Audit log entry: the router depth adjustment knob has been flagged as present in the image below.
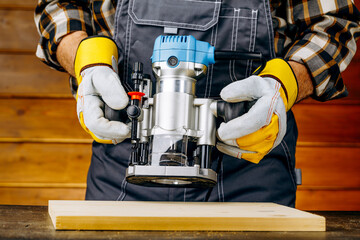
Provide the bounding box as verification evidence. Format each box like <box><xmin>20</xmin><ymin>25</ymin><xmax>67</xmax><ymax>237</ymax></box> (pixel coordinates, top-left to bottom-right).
<box><xmin>127</xmin><ymin>105</ymin><xmax>141</xmax><ymax>118</ymax></box>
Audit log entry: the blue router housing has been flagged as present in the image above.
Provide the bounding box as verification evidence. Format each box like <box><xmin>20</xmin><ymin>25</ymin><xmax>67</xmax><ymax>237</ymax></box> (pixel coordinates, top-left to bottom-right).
<box><xmin>151</xmin><ymin>35</ymin><xmax>215</xmax><ymax>67</ymax></box>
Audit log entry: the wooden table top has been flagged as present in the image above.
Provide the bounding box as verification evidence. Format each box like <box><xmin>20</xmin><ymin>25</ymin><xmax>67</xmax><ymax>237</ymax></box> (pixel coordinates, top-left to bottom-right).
<box><xmin>0</xmin><ymin>205</ymin><xmax>359</xmax><ymax>239</ymax></box>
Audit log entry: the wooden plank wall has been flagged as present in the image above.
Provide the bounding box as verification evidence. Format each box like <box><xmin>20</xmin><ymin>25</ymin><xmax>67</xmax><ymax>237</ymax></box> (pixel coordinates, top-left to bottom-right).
<box><xmin>0</xmin><ymin>1</ymin><xmax>359</xmax><ymax>210</ymax></box>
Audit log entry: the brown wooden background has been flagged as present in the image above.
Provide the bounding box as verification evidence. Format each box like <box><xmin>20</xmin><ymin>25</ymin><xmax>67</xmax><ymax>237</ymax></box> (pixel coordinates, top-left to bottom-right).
<box><xmin>0</xmin><ymin>0</ymin><xmax>359</xmax><ymax>210</ymax></box>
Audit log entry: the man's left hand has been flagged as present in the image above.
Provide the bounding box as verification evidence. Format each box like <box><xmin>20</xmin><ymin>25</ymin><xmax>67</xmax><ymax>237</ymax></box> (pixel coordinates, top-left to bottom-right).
<box><xmin>216</xmin><ymin>59</ymin><xmax>299</xmax><ymax>163</ymax></box>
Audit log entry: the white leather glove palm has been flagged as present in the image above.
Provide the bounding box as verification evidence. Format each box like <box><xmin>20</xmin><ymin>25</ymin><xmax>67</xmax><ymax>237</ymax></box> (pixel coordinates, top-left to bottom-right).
<box><xmin>216</xmin><ymin>59</ymin><xmax>298</xmax><ymax>163</ymax></box>
<box><xmin>74</xmin><ymin>36</ymin><xmax>131</xmax><ymax>144</ymax></box>
<box><xmin>216</xmin><ymin>75</ymin><xmax>287</xmax><ymax>163</ymax></box>
<box><xmin>77</xmin><ymin>66</ymin><xmax>130</xmax><ymax>144</ymax></box>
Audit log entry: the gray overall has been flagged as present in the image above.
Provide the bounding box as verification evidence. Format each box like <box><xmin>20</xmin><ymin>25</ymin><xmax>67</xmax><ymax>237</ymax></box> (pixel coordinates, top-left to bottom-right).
<box><xmin>85</xmin><ymin>0</ymin><xmax>298</xmax><ymax>207</ymax></box>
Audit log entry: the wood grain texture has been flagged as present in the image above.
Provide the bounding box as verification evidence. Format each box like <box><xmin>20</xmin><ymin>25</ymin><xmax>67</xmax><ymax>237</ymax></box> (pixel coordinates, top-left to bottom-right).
<box><xmin>296</xmin><ymin>147</ymin><xmax>360</xmax><ymax>187</ymax></box>
<box><xmin>0</xmin><ymin>0</ymin><xmax>37</xmax><ymax>10</ymax></box>
<box><xmin>48</xmin><ymin>201</ymin><xmax>325</xmax><ymax>231</ymax></box>
<box><xmin>0</xmin><ymin>10</ymin><xmax>39</xmax><ymax>52</ymax></box>
<box><xmin>0</xmin><ymin>54</ymin><xmax>70</xmax><ymax>97</ymax></box>
<box><xmin>0</xmin><ymin>142</ymin><xmax>91</xmax><ymax>183</ymax></box>
<box><xmin>292</xmin><ymin>104</ymin><xmax>360</xmax><ymax>143</ymax></box>
<box><xmin>0</xmin><ymin>187</ymin><xmax>86</xmax><ymax>206</ymax></box>
<box><xmin>296</xmin><ymin>189</ymin><xmax>360</xmax><ymax>211</ymax></box>
<box><xmin>0</xmin><ymin>98</ymin><xmax>90</xmax><ymax>140</ymax></box>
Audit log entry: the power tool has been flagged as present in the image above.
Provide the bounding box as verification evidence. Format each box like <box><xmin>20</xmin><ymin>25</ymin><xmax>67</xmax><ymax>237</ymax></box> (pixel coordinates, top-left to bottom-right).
<box><xmin>125</xmin><ymin>35</ymin><xmax>265</xmax><ymax>188</ymax></box>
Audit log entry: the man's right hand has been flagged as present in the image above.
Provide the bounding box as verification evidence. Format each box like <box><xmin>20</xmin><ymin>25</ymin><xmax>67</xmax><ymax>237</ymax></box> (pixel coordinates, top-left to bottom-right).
<box><xmin>73</xmin><ymin>36</ymin><xmax>130</xmax><ymax>144</ymax></box>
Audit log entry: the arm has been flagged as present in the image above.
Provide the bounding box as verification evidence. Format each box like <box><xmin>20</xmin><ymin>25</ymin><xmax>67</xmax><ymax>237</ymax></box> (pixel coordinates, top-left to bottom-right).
<box><xmin>57</xmin><ymin>31</ymin><xmax>88</xmax><ymax>76</ymax></box>
<box><xmin>216</xmin><ymin>1</ymin><xmax>360</xmax><ymax>163</ymax></box>
<box><xmin>35</xmin><ymin>2</ymin><xmax>129</xmax><ymax>144</ymax></box>
<box><xmin>289</xmin><ymin>60</ymin><xmax>313</xmax><ymax>103</ymax></box>
<box><xmin>284</xmin><ymin>0</ymin><xmax>360</xmax><ymax>102</ymax></box>
<box><xmin>34</xmin><ymin>0</ymin><xmax>93</xmax><ymax>71</ymax></box>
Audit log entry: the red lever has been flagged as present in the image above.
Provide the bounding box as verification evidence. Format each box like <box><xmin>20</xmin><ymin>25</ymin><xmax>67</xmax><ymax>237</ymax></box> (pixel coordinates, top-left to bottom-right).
<box><xmin>128</xmin><ymin>91</ymin><xmax>145</xmax><ymax>101</ymax></box>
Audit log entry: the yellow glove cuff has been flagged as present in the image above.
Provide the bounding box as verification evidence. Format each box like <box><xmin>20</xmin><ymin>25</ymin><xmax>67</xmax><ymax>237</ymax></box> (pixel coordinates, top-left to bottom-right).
<box><xmin>74</xmin><ymin>36</ymin><xmax>118</xmax><ymax>85</ymax></box>
<box><xmin>258</xmin><ymin>58</ymin><xmax>298</xmax><ymax>111</ymax></box>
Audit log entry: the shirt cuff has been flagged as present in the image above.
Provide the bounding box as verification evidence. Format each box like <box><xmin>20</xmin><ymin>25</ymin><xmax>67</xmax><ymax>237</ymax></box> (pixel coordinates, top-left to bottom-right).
<box><xmin>36</xmin><ymin>5</ymin><xmax>93</xmax><ymax>71</ymax></box>
<box><xmin>285</xmin><ymin>43</ymin><xmax>348</xmax><ymax>102</ymax></box>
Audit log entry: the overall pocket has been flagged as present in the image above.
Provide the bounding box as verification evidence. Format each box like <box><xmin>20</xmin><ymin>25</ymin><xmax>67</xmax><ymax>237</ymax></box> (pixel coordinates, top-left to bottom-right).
<box><xmin>208</xmin><ymin>6</ymin><xmax>259</xmax><ymax>97</ymax></box>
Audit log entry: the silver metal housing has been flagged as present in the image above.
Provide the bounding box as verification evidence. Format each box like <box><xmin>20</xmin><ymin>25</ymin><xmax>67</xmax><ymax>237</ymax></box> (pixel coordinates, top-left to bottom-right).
<box><xmin>126</xmin><ymin>61</ymin><xmax>218</xmax><ymax>187</ymax></box>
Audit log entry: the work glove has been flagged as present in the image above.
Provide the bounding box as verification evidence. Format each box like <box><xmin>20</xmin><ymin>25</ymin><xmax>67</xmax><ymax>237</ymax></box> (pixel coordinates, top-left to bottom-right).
<box><xmin>74</xmin><ymin>36</ymin><xmax>130</xmax><ymax>144</ymax></box>
<box><xmin>216</xmin><ymin>58</ymin><xmax>298</xmax><ymax>163</ymax></box>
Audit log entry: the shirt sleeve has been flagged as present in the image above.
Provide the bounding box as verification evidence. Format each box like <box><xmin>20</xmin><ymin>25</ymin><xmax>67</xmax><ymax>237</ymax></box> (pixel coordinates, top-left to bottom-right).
<box><xmin>34</xmin><ymin>0</ymin><xmax>94</xmax><ymax>71</ymax></box>
<box><xmin>284</xmin><ymin>0</ymin><xmax>360</xmax><ymax>101</ymax></box>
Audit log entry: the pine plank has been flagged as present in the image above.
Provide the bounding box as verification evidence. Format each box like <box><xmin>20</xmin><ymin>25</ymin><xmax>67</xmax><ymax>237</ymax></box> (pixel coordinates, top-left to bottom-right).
<box><xmin>296</xmin><ymin>146</ymin><xmax>360</xmax><ymax>187</ymax></box>
<box><xmin>0</xmin><ymin>98</ymin><xmax>90</xmax><ymax>140</ymax></box>
<box><xmin>0</xmin><ymin>1</ymin><xmax>37</xmax><ymax>10</ymax></box>
<box><xmin>0</xmin><ymin>187</ymin><xmax>86</xmax><ymax>206</ymax></box>
<box><xmin>48</xmin><ymin>201</ymin><xmax>325</xmax><ymax>231</ymax></box>
<box><xmin>0</xmin><ymin>142</ymin><xmax>91</xmax><ymax>183</ymax></box>
<box><xmin>292</xmin><ymin>104</ymin><xmax>360</xmax><ymax>143</ymax></box>
<box><xmin>0</xmin><ymin>10</ymin><xmax>38</xmax><ymax>52</ymax></box>
<box><xmin>0</xmin><ymin>54</ymin><xmax>70</xmax><ymax>97</ymax></box>
<box><xmin>296</xmin><ymin>189</ymin><xmax>360</xmax><ymax>211</ymax></box>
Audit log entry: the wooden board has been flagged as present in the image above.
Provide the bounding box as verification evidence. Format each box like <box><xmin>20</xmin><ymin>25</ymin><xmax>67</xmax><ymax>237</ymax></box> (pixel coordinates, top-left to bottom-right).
<box><xmin>0</xmin><ymin>10</ymin><xmax>38</xmax><ymax>52</ymax></box>
<box><xmin>296</xmin><ymin>189</ymin><xmax>360</xmax><ymax>211</ymax></box>
<box><xmin>0</xmin><ymin>142</ymin><xmax>91</xmax><ymax>183</ymax></box>
<box><xmin>0</xmin><ymin>187</ymin><xmax>86</xmax><ymax>206</ymax></box>
<box><xmin>0</xmin><ymin>98</ymin><xmax>90</xmax><ymax>140</ymax></box>
<box><xmin>295</xmin><ymin>146</ymin><xmax>360</xmax><ymax>187</ymax></box>
<box><xmin>48</xmin><ymin>201</ymin><xmax>325</xmax><ymax>231</ymax></box>
<box><xmin>0</xmin><ymin>54</ymin><xmax>70</xmax><ymax>97</ymax></box>
<box><xmin>0</xmin><ymin>0</ymin><xmax>37</xmax><ymax>10</ymax></box>
<box><xmin>292</xmin><ymin>103</ymin><xmax>360</xmax><ymax>143</ymax></box>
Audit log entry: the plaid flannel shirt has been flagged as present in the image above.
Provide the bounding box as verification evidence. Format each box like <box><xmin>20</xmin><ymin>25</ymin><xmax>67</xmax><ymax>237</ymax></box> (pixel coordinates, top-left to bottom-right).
<box><xmin>35</xmin><ymin>0</ymin><xmax>360</xmax><ymax>101</ymax></box>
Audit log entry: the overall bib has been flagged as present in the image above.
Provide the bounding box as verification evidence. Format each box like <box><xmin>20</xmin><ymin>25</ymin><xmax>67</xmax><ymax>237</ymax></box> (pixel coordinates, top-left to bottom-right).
<box><xmin>86</xmin><ymin>0</ymin><xmax>298</xmax><ymax>207</ymax></box>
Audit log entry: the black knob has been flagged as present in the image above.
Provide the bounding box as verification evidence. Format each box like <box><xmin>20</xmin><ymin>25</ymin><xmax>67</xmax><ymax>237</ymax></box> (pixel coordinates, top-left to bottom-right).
<box><xmin>127</xmin><ymin>105</ymin><xmax>141</xmax><ymax>119</ymax></box>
